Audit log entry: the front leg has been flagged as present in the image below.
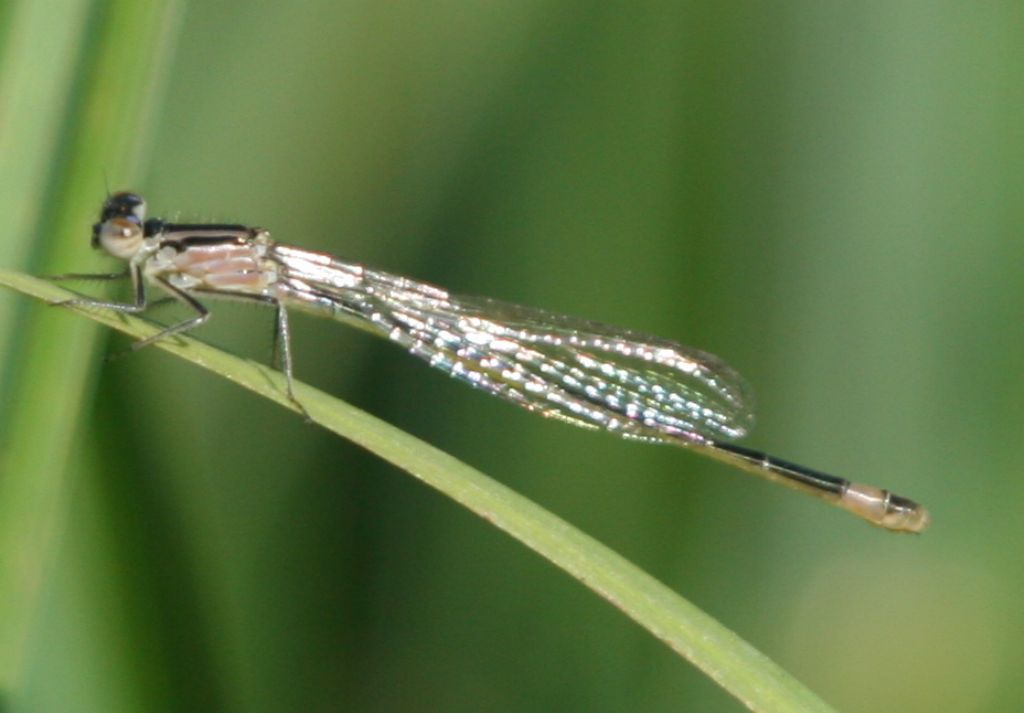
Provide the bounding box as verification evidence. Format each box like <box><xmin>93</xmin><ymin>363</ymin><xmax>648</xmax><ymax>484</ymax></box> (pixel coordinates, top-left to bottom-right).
<box><xmin>53</xmin><ymin>265</ymin><xmax>210</xmax><ymax>351</ymax></box>
<box><xmin>47</xmin><ymin>269</ymin><xmax>130</xmax><ymax>282</ymax></box>
<box><xmin>50</xmin><ymin>263</ymin><xmax>148</xmax><ymax>314</ymax></box>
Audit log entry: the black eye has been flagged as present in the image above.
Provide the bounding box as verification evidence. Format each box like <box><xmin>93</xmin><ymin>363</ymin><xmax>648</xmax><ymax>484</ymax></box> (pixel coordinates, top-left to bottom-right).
<box><xmin>99</xmin><ymin>192</ymin><xmax>147</xmax><ymax>223</ymax></box>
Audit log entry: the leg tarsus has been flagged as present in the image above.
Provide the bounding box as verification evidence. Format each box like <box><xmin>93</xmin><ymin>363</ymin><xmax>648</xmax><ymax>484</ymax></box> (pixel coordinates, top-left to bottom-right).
<box><xmin>50</xmin><ymin>297</ymin><xmax>148</xmax><ymax>312</ymax></box>
<box><xmin>131</xmin><ymin>312</ymin><xmax>209</xmax><ymax>350</ymax></box>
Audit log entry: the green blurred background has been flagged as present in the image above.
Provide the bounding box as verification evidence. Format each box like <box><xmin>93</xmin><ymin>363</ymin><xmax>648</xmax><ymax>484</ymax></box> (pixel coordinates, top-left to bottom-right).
<box><xmin>1</xmin><ymin>1</ymin><xmax>1022</xmax><ymax>711</ymax></box>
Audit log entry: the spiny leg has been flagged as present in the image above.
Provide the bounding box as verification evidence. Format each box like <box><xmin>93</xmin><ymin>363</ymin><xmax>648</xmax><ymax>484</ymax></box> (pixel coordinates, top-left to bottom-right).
<box><xmin>190</xmin><ymin>288</ymin><xmax>310</xmax><ymax>420</ymax></box>
<box><xmin>273</xmin><ymin>302</ymin><xmax>310</xmax><ymax>419</ymax></box>
<box><xmin>49</xmin><ymin>264</ymin><xmax>147</xmax><ymax>313</ymax></box>
<box><xmin>52</xmin><ymin>267</ymin><xmax>311</xmax><ymax>419</ymax></box>
<box><xmin>47</xmin><ymin>269</ymin><xmax>131</xmax><ymax>282</ymax></box>
<box><xmin>130</xmin><ymin>276</ymin><xmax>210</xmax><ymax>350</ymax></box>
<box><xmin>49</xmin><ymin>266</ymin><xmax>188</xmax><ymax>362</ymax></box>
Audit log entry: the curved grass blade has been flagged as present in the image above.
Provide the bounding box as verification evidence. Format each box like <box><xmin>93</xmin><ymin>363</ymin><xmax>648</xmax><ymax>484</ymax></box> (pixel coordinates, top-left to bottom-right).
<box><xmin>0</xmin><ymin>268</ymin><xmax>839</xmax><ymax>713</ymax></box>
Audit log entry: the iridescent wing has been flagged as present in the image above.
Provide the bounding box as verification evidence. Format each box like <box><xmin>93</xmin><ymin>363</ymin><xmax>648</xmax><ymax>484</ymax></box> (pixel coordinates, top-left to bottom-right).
<box><xmin>275</xmin><ymin>247</ymin><xmax>754</xmax><ymax>446</ymax></box>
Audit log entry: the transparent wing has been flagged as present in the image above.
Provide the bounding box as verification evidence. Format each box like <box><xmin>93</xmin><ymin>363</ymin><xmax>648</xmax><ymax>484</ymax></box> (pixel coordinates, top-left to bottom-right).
<box><xmin>273</xmin><ymin>246</ymin><xmax>755</xmax><ymax>445</ymax></box>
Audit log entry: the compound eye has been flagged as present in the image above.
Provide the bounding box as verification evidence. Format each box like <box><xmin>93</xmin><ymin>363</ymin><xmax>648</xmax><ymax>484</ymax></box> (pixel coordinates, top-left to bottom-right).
<box><xmin>95</xmin><ymin>217</ymin><xmax>144</xmax><ymax>260</ymax></box>
<box><xmin>100</xmin><ymin>192</ymin><xmax>147</xmax><ymax>223</ymax></box>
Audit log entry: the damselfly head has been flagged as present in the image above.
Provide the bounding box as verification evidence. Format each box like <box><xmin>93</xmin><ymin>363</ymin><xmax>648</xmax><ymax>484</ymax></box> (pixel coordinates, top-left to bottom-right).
<box><xmin>92</xmin><ymin>191</ymin><xmax>147</xmax><ymax>259</ymax></box>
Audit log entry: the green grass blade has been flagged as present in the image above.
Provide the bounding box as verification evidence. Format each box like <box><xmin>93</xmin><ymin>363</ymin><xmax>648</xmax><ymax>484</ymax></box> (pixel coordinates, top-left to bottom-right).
<box><xmin>0</xmin><ymin>0</ymin><xmax>184</xmax><ymax>694</ymax></box>
<box><xmin>0</xmin><ymin>269</ymin><xmax>840</xmax><ymax>713</ymax></box>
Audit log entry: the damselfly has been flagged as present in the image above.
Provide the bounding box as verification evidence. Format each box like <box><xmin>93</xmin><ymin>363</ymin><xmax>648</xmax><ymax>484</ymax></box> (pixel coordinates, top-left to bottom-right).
<box><xmin>55</xmin><ymin>192</ymin><xmax>929</xmax><ymax>532</ymax></box>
